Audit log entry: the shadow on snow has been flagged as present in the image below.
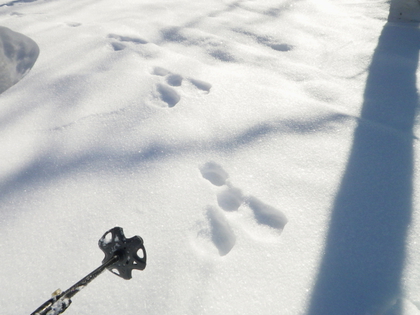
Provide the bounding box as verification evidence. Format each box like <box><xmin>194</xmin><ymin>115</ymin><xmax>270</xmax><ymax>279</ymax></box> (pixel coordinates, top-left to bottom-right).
<box><xmin>0</xmin><ymin>111</ymin><xmax>347</xmax><ymax>218</ymax></box>
<box><xmin>307</xmin><ymin>22</ymin><xmax>420</xmax><ymax>314</ymax></box>
<box><xmin>0</xmin><ymin>0</ymin><xmax>37</xmax><ymax>8</ymax></box>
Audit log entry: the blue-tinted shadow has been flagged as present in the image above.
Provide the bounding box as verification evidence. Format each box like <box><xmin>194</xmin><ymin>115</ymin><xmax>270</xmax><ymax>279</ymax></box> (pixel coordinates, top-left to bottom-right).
<box><xmin>307</xmin><ymin>23</ymin><xmax>419</xmax><ymax>315</ymax></box>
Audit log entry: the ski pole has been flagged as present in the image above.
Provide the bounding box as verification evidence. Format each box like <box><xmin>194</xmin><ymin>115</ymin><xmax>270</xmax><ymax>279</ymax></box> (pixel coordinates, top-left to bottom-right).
<box><xmin>30</xmin><ymin>227</ymin><xmax>147</xmax><ymax>315</ymax></box>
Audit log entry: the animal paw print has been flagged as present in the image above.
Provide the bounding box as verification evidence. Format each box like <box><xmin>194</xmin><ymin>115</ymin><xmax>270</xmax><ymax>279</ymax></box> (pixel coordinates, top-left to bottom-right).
<box><xmin>107</xmin><ymin>33</ymin><xmax>148</xmax><ymax>51</ymax></box>
<box><xmin>198</xmin><ymin>161</ymin><xmax>288</xmax><ymax>256</ymax></box>
<box><xmin>205</xmin><ymin>206</ymin><xmax>236</xmax><ymax>257</ymax></box>
<box><xmin>65</xmin><ymin>22</ymin><xmax>81</xmax><ymax>27</ymax></box>
<box><xmin>151</xmin><ymin>66</ymin><xmax>212</xmax><ymax>108</ymax></box>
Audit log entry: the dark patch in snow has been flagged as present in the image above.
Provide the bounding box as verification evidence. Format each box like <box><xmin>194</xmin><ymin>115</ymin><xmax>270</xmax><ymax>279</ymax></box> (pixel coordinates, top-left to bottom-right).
<box><xmin>156</xmin><ymin>83</ymin><xmax>180</xmax><ymax>107</ymax></box>
<box><xmin>108</xmin><ymin>33</ymin><xmax>148</xmax><ymax>45</ymax></box>
<box><xmin>160</xmin><ymin>27</ymin><xmax>188</xmax><ymax>43</ymax></box>
<box><xmin>66</xmin><ymin>22</ymin><xmax>82</xmax><ymax>27</ymax></box>
<box><xmin>389</xmin><ymin>0</ymin><xmax>420</xmax><ymax>22</ymax></box>
<box><xmin>208</xmin><ymin>48</ymin><xmax>236</xmax><ymax>62</ymax></box>
<box><xmin>10</xmin><ymin>11</ymin><xmax>24</xmax><ymax>16</ymax></box>
<box><xmin>232</xmin><ymin>27</ymin><xmax>294</xmax><ymax>53</ymax></box>
<box><xmin>270</xmin><ymin>43</ymin><xmax>293</xmax><ymax>52</ymax></box>
<box><xmin>0</xmin><ymin>0</ymin><xmax>36</xmax><ymax>7</ymax></box>
<box><xmin>308</xmin><ymin>23</ymin><xmax>418</xmax><ymax>315</ymax></box>
<box><xmin>262</xmin><ymin>1</ymin><xmax>296</xmax><ymax>17</ymax></box>
<box><xmin>206</xmin><ymin>206</ymin><xmax>236</xmax><ymax>256</ymax></box>
<box><xmin>246</xmin><ymin>196</ymin><xmax>288</xmax><ymax>230</ymax></box>
<box><xmin>188</xmin><ymin>78</ymin><xmax>211</xmax><ymax>93</ymax></box>
<box><xmin>152</xmin><ymin>66</ymin><xmax>171</xmax><ymax>76</ymax></box>
<box><xmin>200</xmin><ymin>161</ymin><xmax>229</xmax><ymax>186</ymax></box>
<box><xmin>166</xmin><ymin>74</ymin><xmax>183</xmax><ymax>87</ymax></box>
<box><xmin>111</xmin><ymin>42</ymin><xmax>126</xmax><ymax>51</ymax></box>
<box><xmin>217</xmin><ymin>187</ymin><xmax>244</xmax><ymax>211</ymax></box>
<box><xmin>107</xmin><ymin>33</ymin><xmax>148</xmax><ymax>52</ymax></box>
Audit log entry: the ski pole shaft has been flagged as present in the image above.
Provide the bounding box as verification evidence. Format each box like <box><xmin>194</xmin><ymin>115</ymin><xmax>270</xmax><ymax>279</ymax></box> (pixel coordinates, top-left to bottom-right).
<box><xmin>30</xmin><ymin>254</ymin><xmax>119</xmax><ymax>315</ymax></box>
<box><xmin>61</xmin><ymin>254</ymin><xmax>119</xmax><ymax>300</ymax></box>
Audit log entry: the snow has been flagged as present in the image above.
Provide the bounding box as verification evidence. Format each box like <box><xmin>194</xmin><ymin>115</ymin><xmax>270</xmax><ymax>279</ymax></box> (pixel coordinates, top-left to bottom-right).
<box><xmin>1</xmin><ymin>0</ymin><xmax>420</xmax><ymax>314</ymax></box>
<box><xmin>389</xmin><ymin>0</ymin><xmax>420</xmax><ymax>22</ymax></box>
<box><xmin>0</xmin><ymin>25</ymin><xmax>38</xmax><ymax>94</ymax></box>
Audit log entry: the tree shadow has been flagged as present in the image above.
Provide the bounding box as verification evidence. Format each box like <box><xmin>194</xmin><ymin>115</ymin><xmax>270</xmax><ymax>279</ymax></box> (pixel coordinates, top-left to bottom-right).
<box><xmin>0</xmin><ymin>110</ymin><xmax>348</xmax><ymax>221</ymax></box>
<box><xmin>307</xmin><ymin>22</ymin><xmax>419</xmax><ymax>315</ymax></box>
<box><xmin>0</xmin><ymin>0</ymin><xmax>37</xmax><ymax>8</ymax></box>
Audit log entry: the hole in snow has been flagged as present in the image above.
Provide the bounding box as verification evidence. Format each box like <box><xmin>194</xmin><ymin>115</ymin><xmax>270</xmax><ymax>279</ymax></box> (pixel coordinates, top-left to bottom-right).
<box><xmin>217</xmin><ymin>187</ymin><xmax>243</xmax><ymax>211</ymax></box>
<box><xmin>166</xmin><ymin>74</ymin><xmax>183</xmax><ymax>86</ymax></box>
<box><xmin>152</xmin><ymin>66</ymin><xmax>170</xmax><ymax>76</ymax></box>
<box><xmin>270</xmin><ymin>43</ymin><xmax>293</xmax><ymax>52</ymax></box>
<box><xmin>108</xmin><ymin>33</ymin><xmax>147</xmax><ymax>44</ymax></box>
<box><xmin>156</xmin><ymin>83</ymin><xmax>180</xmax><ymax>107</ymax></box>
<box><xmin>111</xmin><ymin>41</ymin><xmax>126</xmax><ymax>51</ymax></box>
<box><xmin>189</xmin><ymin>78</ymin><xmax>212</xmax><ymax>93</ymax></box>
<box><xmin>199</xmin><ymin>161</ymin><xmax>229</xmax><ymax>186</ymax></box>
<box><xmin>206</xmin><ymin>206</ymin><xmax>236</xmax><ymax>256</ymax></box>
<box><xmin>247</xmin><ymin>196</ymin><xmax>288</xmax><ymax>230</ymax></box>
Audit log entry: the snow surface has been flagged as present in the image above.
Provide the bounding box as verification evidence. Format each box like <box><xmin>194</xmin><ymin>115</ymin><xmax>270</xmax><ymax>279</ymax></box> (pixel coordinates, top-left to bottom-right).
<box><xmin>0</xmin><ymin>25</ymin><xmax>38</xmax><ymax>94</ymax></box>
<box><xmin>389</xmin><ymin>0</ymin><xmax>420</xmax><ymax>22</ymax></box>
<box><xmin>1</xmin><ymin>0</ymin><xmax>420</xmax><ymax>314</ymax></box>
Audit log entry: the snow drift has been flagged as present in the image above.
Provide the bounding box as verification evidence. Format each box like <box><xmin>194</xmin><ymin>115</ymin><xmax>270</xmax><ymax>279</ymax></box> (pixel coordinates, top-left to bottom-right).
<box><xmin>0</xmin><ymin>26</ymin><xmax>39</xmax><ymax>94</ymax></box>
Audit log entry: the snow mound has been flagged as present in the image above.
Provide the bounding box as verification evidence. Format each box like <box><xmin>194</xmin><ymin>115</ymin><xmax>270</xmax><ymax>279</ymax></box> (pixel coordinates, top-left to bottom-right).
<box><xmin>0</xmin><ymin>26</ymin><xmax>39</xmax><ymax>94</ymax></box>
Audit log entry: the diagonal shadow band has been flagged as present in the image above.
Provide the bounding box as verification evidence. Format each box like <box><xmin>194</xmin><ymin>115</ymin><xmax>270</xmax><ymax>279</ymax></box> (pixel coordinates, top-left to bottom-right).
<box><xmin>307</xmin><ymin>22</ymin><xmax>419</xmax><ymax>315</ymax></box>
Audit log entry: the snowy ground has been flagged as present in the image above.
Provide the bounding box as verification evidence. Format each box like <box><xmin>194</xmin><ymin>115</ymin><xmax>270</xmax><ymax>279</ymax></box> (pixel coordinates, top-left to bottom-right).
<box><xmin>1</xmin><ymin>0</ymin><xmax>420</xmax><ymax>314</ymax></box>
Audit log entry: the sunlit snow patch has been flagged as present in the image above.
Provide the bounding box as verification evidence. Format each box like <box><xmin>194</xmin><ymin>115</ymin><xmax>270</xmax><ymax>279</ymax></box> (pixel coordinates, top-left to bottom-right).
<box><xmin>0</xmin><ymin>26</ymin><xmax>39</xmax><ymax>94</ymax></box>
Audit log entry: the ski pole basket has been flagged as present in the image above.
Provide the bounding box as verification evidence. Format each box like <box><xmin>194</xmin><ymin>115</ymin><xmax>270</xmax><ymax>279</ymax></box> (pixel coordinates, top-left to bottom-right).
<box><xmin>30</xmin><ymin>227</ymin><xmax>147</xmax><ymax>315</ymax></box>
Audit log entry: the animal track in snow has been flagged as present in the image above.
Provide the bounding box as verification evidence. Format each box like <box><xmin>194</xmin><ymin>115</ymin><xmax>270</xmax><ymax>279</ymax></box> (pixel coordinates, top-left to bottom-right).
<box><xmin>270</xmin><ymin>43</ymin><xmax>293</xmax><ymax>52</ymax></box>
<box><xmin>65</xmin><ymin>22</ymin><xmax>82</xmax><ymax>27</ymax></box>
<box><xmin>156</xmin><ymin>83</ymin><xmax>180</xmax><ymax>108</ymax></box>
<box><xmin>198</xmin><ymin>161</ymin><xmax>288</xmax><ymax>256</ymax></box>
<box><xmin>10</xmin><ymin>12</ymin><xmax>24</xmax><ymax>17</ymax></box>
<box><xmin>232</xmin><ymin>28</ymin><xmax>293</xmax><ymax>52</ymax></box>
<box><xmin>107</xmin><ymin>33</ymin><xmax>148</xmax><ymax>51</ymax></box>
<box><xmin>152</xmin><ymin>66</ymin><xmax>170</xmax><ymax>76</ymax></box>
<box><xmin>217</xmin><ymin>187</ymin><xmax>244</xmax><ymax>211</ymax></box>
<box><xmin>199</xmin><ymin>161</ymin><xmax>229</xmax><ymax>186</ymax></box>
<box><xmin>205</xmin><ymin>206</ymin><xmax>236</xmax><ymax>256</ymax></box>
<box><xmin>151</xmin><ymin>66</ymin><xmax>212</xmax><ymax>107</ymax></box>
<box><xmin>166</xmin><ymin>74</ymin><xmax>183</xmax><ymax>87</ymax></box>
<box><xmin>246</xmin><ymin>196</ymin><xmax>288</xmax><ymax>230</ymax></box>
<box><xmin>189</xmin><ymin>78</ymin><xmax>212</xmax><ymax>92</ymax></box>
